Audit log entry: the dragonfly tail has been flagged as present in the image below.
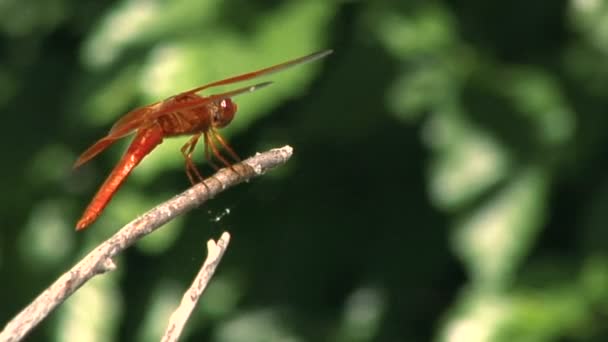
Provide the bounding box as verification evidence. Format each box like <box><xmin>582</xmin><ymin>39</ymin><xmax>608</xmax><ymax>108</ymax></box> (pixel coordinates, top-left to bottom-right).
<box><xmin>76</xmin><ymin>124</ymin><xmax>164</xmax><ymax>230</ymax></box>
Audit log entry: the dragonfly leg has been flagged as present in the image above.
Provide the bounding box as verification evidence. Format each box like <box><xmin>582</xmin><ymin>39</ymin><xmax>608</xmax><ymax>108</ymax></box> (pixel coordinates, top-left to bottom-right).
<box><xmin>207</xmin><ymin>130</ymin><xmax>234</xmax><ymax>169</ymax></box>
<box><xmin>212</xmin><ymin>129</ymin><xmax>241</xmax><ymax>163</ymax></box>
<box><xmin>203</xmin><ymin>132</ymin><xmax>221</xmax><ymax>171</ymax></box>
<box><xmin>208</xmin><ymin>130</ymin><xmax>243</xmax><ymax>176</ymax></box>
<box><xmin>180</xmin><ymin>134</ymin><xmax>204</xmax><ymax>185</ymax></box>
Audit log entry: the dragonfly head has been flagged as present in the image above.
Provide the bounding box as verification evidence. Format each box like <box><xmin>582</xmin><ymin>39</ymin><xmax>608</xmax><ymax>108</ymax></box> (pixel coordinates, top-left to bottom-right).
<box><xmin>212</xmin><ymin>98</ymin><xmax>238</xmax><ymax>128</ymax></box>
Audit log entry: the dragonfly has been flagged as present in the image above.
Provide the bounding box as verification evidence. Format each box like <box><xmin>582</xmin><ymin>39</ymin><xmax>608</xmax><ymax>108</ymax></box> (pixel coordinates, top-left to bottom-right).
<box><xmin>74</xmin><ymin>49</ymin><xmax>333</xmax><ymax>230</ymax></box>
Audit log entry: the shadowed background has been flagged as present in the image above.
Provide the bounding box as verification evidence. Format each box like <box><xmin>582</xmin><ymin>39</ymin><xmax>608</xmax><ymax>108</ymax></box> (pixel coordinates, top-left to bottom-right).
<box><xmin>1</xmin><ymin>0</ymin><xmax>608</xmax><ymax>341</ymax></box>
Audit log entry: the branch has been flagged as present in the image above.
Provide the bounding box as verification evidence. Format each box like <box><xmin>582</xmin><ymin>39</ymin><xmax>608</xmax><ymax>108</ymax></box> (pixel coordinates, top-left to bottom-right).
<box><xmin>0</xmin><ymin>146</ymin><xmax>293</xmax><ymax>342</ymax></box>
<box><xmin>161</xmin><ymin>232</ymin><xmax>231</xmax><ymax>342</ymax></box>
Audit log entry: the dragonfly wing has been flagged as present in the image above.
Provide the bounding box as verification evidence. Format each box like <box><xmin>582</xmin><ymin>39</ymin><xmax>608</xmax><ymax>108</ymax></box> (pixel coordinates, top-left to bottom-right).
<box><xmin>74</xmin><ymin>135</ymin><xmax>122</xmax><ymax>168</ymax></box>
<box><xmin>182</xmin><ymin>50</ymin><xmax>332</xmax><ymax>95</ymax></box>
<box><xmin>205</xmin><ymin>81</ymin><xmax>273</xmax><ymax>102</ymax></box>
<box><xmin>108</xmin><ymin>102</ymin><xmax>162</xmax><ymax>137</ymax></box>
<box><xmin>134</xmin><ymin>82</ymin><xmax>274</xmax><ymax>124</ymax></box>
<box><xmin>74</xmin><ymin>103</ymin><xmax>163</xmax><ymax>169</ymax></box>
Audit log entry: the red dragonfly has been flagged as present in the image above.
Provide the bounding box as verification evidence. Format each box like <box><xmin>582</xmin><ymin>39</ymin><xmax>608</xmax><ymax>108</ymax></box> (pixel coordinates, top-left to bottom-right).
<box><xmin>74</xmin><ymin>49</ymin><xmax>333</xmax><ymax>230</ymax></box>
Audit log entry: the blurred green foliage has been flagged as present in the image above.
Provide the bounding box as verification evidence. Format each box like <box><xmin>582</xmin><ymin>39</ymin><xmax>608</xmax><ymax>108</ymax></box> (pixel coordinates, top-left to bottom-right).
<box><xmin>2</xmin><ymin>0</ymin><xmax>608</xmax><ymax>341</ymax></box>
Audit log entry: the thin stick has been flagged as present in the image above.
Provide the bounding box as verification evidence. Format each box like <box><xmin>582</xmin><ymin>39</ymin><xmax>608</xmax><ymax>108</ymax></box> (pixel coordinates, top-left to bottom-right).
<box><xmin>0</xmin><ymin>146</ymin><xmax>293</xmax><ymax>342</ymax></box>
<box><xmin>161</xmin><ymin>232</ymin><xmax>231</xmax><ymax>342</ymax></box>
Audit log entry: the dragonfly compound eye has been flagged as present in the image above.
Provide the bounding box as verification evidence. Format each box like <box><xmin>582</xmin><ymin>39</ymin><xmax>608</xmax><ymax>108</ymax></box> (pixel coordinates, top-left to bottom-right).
<box><xmin>214</xmin><ymin>99</ymin><xmax>237</xmax><ymax>127</ymax></box>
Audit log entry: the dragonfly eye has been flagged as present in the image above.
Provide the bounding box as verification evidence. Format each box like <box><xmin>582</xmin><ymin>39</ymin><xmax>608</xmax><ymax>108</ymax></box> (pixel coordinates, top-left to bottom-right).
<box><xmin>220</xmin><ymin>99</ymin><xmax>236</xmax><ymax>112</ymax></box>
<box><xmin>213</xmin><ymin>99</ymin><xmax>237</xmax><ymax>128</ymax></box>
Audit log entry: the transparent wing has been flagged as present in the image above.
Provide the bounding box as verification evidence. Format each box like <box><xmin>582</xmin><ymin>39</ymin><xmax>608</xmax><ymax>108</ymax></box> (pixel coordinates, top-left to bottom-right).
<box><xmin>182</xmin><ymin>49</ymin><xmax>332</xmax><ymax>95</ymax></box>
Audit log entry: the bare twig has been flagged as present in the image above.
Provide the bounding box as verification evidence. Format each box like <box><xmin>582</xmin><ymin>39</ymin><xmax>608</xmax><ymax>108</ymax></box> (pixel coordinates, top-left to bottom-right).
<box><xmin>161</xmin><ymin>232</ymin><xmax>231</xmax><ymax>342</ymax></box>
<box><xmin>0</xmin><ymin>146</ymin><xmax>293</xmax><ymax>342</ymax></box>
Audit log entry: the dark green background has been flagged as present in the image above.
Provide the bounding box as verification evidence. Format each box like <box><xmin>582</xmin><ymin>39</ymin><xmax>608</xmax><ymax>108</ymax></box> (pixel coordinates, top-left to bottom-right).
<box><xmin>2</xmin><ymin>0</ymin><xmax>608</xmax><ymax>341</ymax></box>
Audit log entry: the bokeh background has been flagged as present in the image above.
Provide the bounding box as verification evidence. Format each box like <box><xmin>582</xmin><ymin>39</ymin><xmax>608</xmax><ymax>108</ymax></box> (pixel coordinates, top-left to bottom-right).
<box><xmin>2</xmin><ymin>0</ymin><xmax>608</xmax><ymax>341</ymax></box>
